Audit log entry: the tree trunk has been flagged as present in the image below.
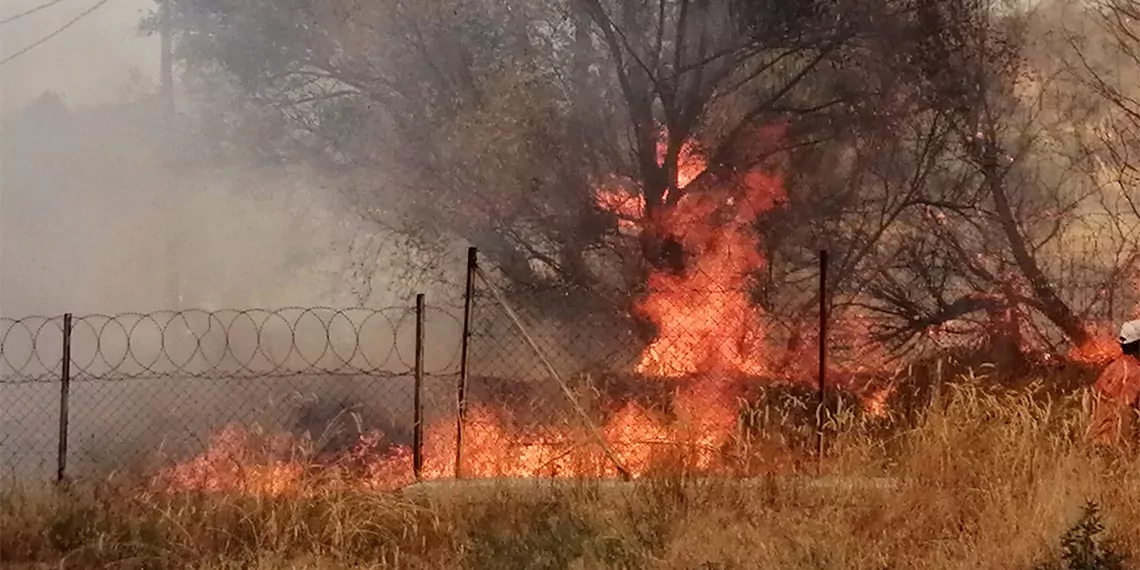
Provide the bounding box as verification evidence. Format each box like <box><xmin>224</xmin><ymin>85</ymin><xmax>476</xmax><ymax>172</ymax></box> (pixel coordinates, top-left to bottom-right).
<box><xmin>985</xmin><ymin>281</ymin><xmax>1026</xmax><ymax>371</ymax></box>
<box><xmin>978</xmin><ymin>136</ymin><xmax>1092</xmax><ymax>349</ymax></box>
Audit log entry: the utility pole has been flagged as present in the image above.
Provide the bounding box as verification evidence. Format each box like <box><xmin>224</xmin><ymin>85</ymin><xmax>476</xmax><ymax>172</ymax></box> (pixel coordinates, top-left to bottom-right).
<box><xmin>159</xmin><ymin>0</ymin><xmax>182</xmax><ymax>308</ymax></box>
<box><xmin>160</xmin><ymin>0</ymin><xmax>172</xmax><ymax>109</ymax></box>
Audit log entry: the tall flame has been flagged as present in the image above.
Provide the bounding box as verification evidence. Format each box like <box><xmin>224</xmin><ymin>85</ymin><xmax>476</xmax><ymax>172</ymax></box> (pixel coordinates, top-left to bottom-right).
<box><xmin>595</xmin><ymin>131</ymin><xmax>786</xmax><ymax>379</ymax></box>
<box><xmin>633</xmin><ymin>171</ymin><xmax>784</xmax><ymax>378</ymax></box>
<box><xmin>592</xmin><ymin>129</ymin><xmax>788</xmax><ymax>467</ymax></box>
<box><xmin>151</xmin><ymin>127</ymin><xmax>801</xmax><ymax>495</ymax></box>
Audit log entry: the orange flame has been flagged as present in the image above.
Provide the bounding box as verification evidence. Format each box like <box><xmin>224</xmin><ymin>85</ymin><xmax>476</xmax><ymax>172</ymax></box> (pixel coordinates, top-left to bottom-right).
<box><xmin>1070</xmin><ymin>337</ymin><xmax>1123</xmax><ymax>366</ymax></box>
<box><xmin>634</xmin><ymin>170</ymin><xmax>785</xmax><ymax>378</ymax></box>
<box><xmin>150</xmin><ymin>403</ymin><xmax>697</xmax><ymax>494</ymax></box>
<box><xmin>152</xmin><ymin>126</ymin><xmax>806</xmax><ymax>495</ymax></box>
<box><xmin>152</xmin><ymin>425</ymin><xmax>309</xmax><ymax>495</ymax></box>
<box><xmin>595</xmin><ymin>129</ymin><xmax>787</xmax><ymax>379</ymax></box>
<box><xmin>863</xmin><ymin>384</ymin><xmax>895</xmax><ymax>418</ymax></box>
<box><xmin>1068</xmin><ymin>272</ymin><xmax>1140</xmax><ymax>365</ymax></box>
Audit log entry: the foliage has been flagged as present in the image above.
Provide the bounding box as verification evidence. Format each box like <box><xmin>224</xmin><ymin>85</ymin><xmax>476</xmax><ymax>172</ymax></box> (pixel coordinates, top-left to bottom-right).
<box><xmin>151</xmin><ymin>0</ymin><xmax>1140</xmax><ymax>361</ymax></box>
<box><xmin>464</xmin><ymin>497</ymin><xmax>641</xmax><ymax>570</ymax></box>
<box><xmin>1035</xmin><ymin>501</ymin><xmax>1128</xmax><ymax>570</ymax></box>
<box><xmin>6</xmin><ymin>381</ymin><xmax>1140</xmax><ymax>569</ymax></box>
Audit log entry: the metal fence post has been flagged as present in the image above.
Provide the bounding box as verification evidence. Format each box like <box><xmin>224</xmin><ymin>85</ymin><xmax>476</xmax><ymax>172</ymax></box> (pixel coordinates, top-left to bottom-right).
<box><xmin>57</xmin><ymin>313</ymin><xmax>73</xmax><ymax>484</ymax></box>
<box><xmin>932</xmin><ymin>357</ymin><xmax>943</xmax><ymax>411</ymax></box>
<box><xmin>816</xmin><ymin>250</ymin><xmax>828</xmax><ymax>469</ymax></box>
<box><xmin>455</xmin><ymin>247</ymin><xmax>477</xmax><ymax>478</ymax></box>
<box><xmin>413</xmin><ymin>294</ymin><xmax>426</xmax><ymax>481</ymax></box>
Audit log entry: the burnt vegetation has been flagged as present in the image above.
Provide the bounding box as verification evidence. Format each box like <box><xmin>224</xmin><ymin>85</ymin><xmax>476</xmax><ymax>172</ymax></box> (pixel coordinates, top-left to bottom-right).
<box><xmin>142</xmin><ymin>0</ymin><xmax>1140</xmax><ymax>378</ymax></box>
<box><xmin>12</xmin><ymin>1</ymin><xmax>1140</xmax><ymax>568</ymax></box>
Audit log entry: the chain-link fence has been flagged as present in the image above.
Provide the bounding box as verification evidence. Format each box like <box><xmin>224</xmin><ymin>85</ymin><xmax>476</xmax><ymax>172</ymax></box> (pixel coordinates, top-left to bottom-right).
<box><xmin>1</xmin><ymin>305</ymin><xmax>465</xmax><ymax>489</ymax></box>
<box><xmin>459</xmin><ymin>249</ymin><xmax>840</xmax><ymax>480</ymax></box>
<box><xmin>454</xmin><ymin>245</ymin><xmax>1132</xmax><ymax>480</ymax></box>
<box><xmin>2</xmin><ymin>246</ymin><xmax>1131</xmax><ymax>489</ymax></box>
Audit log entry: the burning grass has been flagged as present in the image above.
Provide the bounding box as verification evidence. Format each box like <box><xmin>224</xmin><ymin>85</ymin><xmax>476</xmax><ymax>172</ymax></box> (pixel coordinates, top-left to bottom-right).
<box><xmin>5</xmin><ymin>127</ymin><xmax>1135</xmax><ymax>567</ymax></box>
<box><xmin>5</xmin><ymin>373</ymin><xmax>1140</xmax><ymax>570</ymax></box>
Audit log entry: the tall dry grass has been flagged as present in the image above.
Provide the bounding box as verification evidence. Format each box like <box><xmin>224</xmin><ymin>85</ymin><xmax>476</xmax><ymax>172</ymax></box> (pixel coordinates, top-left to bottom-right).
<box><xmin>3</xmin><ymin>375</ymin><xmax>1139</xmax><ymax>570</ymax></box>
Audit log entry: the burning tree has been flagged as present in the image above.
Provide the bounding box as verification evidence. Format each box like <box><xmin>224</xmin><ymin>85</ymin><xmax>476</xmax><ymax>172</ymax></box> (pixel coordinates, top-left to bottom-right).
<box><xmin>154</xmin><ymin>0</ymin><xmax>1138</xmax><ymax>370</ymax></box>
<box><xmin>788</xmin><ymin>0</ymin><xmax>1140</xmax><ymax>366</ymax></box>
<box><xmin>135</xmin><ymin>0</ymin><xmax>1140</xmax><ymax>495</ymax></box>
<box><xmin>155</xmin><ymin>0</ymin><xmax>866</xmax><ymax>312</ymax></box>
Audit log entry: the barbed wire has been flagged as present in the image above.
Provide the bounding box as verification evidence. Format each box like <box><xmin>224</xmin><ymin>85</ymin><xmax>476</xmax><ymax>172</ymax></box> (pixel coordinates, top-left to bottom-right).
<box><xmin>1</xmin><ymin>259</ymin><xmax>1131</xmax><ymax>486</ymax></box>
<box><xmin>0</xmin><ymin>305</ymin><xmax>467</xmax><ymax>383</ymax></box>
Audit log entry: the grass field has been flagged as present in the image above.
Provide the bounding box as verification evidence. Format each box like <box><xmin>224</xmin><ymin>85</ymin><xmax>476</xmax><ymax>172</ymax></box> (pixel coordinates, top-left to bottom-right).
<box><xmin>3</xmin><ymin>376</ymin><xmax>1139</xmax><ymax>570</ymax></box>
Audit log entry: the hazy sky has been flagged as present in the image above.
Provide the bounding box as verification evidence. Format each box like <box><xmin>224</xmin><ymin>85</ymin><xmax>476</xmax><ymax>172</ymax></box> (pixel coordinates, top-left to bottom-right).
<box><xmin>0</xmin><ymin>0</ymin><xmax>460</xmax><ymax>317</ymax></box>
<box><xmin>1</xmin><ymin>0</ymin><xmax>158</xmax><ymax>113</ymax></box>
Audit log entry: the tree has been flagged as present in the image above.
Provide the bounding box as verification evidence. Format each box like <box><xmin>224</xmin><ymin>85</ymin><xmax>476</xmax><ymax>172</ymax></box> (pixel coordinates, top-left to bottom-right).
<box><xmin>156</xmin><ymin>0</ymin><xmax>1133</xmax><ymax>367</ymax></box>
<box><xmin>846</xmin><ymin>0</ymin><xmax>1140</xmax><ymax>363</ymax></box>
<box><xmin>1064</xmin><ymin>0</ymin><xmax>1140</xmax><ymax>311</ymax></box>
<box><xmin>158</xmin><ymin>1</ymin><xmax>599</xmax><ymax>296</ymax></box>
<box><xmin>570</xmin><ymin>0</ymin><xmax>858</xmax><ymax>270</ymax></box>
<box><xmin>156</xmin><ymin>0</ymin><xmax>873</xmax><ymax>328</ymax></box>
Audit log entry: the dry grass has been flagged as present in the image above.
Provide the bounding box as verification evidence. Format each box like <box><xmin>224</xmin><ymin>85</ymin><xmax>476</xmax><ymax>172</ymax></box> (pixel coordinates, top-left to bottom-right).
<box><xmin>4</xmin><ymin>376</ymin><xmax>1140</xmax><ymax>570</ymax></box>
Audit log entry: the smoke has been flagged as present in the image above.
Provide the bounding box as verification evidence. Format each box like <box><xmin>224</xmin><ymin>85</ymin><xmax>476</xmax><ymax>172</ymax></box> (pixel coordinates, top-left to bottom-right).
<box><xmin>6</xmin><ymin>105</ymin><xmax>343</xmax><ymax>313</ymax></box>
<box><xmin>0</xmin><ymin>90</ymin><xmax>467</xmax><ymax>481</ymax></box>
<box><xmin>6</xmin><ymin>0</ymin><xmax>1138</xmax><ymax>486</ymax></box>
<box><xmin>0</xmin><ymin>0</ymin><xmax>158</xmax><ymax>114</ymax></box>
<box><xmin>0</xmin><ymin>6</ymin><xmax>470</xmax><ymax>484</ymax></box>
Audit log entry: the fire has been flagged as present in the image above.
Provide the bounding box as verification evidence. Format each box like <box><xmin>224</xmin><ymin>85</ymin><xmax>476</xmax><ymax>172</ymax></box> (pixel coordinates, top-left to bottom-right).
<box><xmin>152</xmin><ymin>424</ymin><xmax>309</xmax><ymax>495</ymax></box>
<box><xmin>664</xmin><ymin>137</ymin><xmax>707</xmax><ymax>190</ymax></box>
<box><xmin>863</xmin><ymin>384</ymin><xmax>895</xmax><ymax>418</ymax></box>
<box><xmin>601</xmin><ymin>403</ymin><xmax>675</xmax><ymax>474</ymax></box>
<box><xmin>593</xmin><ymin>129</ymin><xmax>786</xmax><ymax>469</ymax></box>
<box><xmin>634</xmin><ymin>172</ymin><xmax>784</xmax><ymax>377</ymax></box>
<box><xmin>593</xmin><ymin>187</ymin><xmax>644</xmax><ymax>235</ymax></box>
<box><xmin>150</xmin><ymin>403</ymin><xmax>695</xmax><ymax>494</ymax></box>
<box><xmin>594</xmin><ymin>138</ymin><xmax>707</xmax><ymax>235</ymax></box>
<box><xmin>139</xmin><ymin>120</ymin><xmax>1140</xmax><ymax>495</ymax></box>
<box><xmin>1070</xmin><ymin>336</ymin><xmax>1122</xmax><ymax>366</ymax></box>
<box><xmin>1069</xmin><ymin>272</ymin><xmax>1140</xmax><ymax>365</ymax></box>
<box><xmin>596</xmin><ymin>132</ymin><xmax>787</xmax><ymax>378</ymax></box>
<box><xmin>151</xmin><ymin>126</ymin><xmax>809</xmax><ymax>495</ymax></box>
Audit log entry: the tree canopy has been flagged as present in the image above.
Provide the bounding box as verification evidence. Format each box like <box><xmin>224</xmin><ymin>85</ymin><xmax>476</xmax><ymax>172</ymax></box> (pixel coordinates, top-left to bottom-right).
<box><xmin>156</xmin><ymin>0</ymin><xmax>1140</xmax><ymax>365</ymax></box>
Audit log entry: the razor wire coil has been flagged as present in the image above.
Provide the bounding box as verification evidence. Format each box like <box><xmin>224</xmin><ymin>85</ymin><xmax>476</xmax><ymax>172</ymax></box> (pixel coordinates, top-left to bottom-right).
<box><xmin>0</xmin><ymin>306</ymin><xmax>467</xmax><ymax>383</ymax></box>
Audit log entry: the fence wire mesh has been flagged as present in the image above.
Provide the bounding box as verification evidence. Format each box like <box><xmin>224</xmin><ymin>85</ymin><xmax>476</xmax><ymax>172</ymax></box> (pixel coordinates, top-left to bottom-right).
<box><xmin>2</xmin><ymin>247</ymin><xmax>1129</xmax><ymax>488</ymax></box>
<box><xmin>461</xmin><ymin>271</ymin><xmax>639</xmax><ymax>479</ymax></box>
<box><xmin>1</xmin><ymin>306</ymin><xmax>464</xmax><ymax>489</ymax></box>
<box><xmin>458</xmin><ymin>257</ymin><xmax>844</xmax><ymax>479</ymax></box>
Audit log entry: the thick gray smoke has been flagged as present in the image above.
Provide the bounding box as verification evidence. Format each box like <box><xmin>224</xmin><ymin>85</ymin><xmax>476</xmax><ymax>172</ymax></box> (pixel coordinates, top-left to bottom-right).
<box><xmin>0</xmin><ymin>3</ymin><xmax>468</xmax><ymax>484</ymax></box>
<box><xmin>1</xmin><ymin>98</ymin><xmax>370</xmax><ymax>315</ymax></box>
<box><xmin>0</xmin><ymin>91</ymin><xmax>467</xmax><ymax>483</ymax></box>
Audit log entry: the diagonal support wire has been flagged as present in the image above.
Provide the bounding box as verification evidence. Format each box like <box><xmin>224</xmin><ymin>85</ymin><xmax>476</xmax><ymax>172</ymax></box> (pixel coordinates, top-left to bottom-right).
<box><xmin>474</xmin><ymin>267</ymin><xmax>632</xmax><ymax>481</ymax></box>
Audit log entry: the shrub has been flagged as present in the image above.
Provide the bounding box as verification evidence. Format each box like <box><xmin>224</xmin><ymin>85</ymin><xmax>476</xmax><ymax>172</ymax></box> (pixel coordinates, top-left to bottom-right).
<box><xmin>1035</xmin><ymin>501</ymin><xmax>1127</xmax><ymax>570</ymax></box>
